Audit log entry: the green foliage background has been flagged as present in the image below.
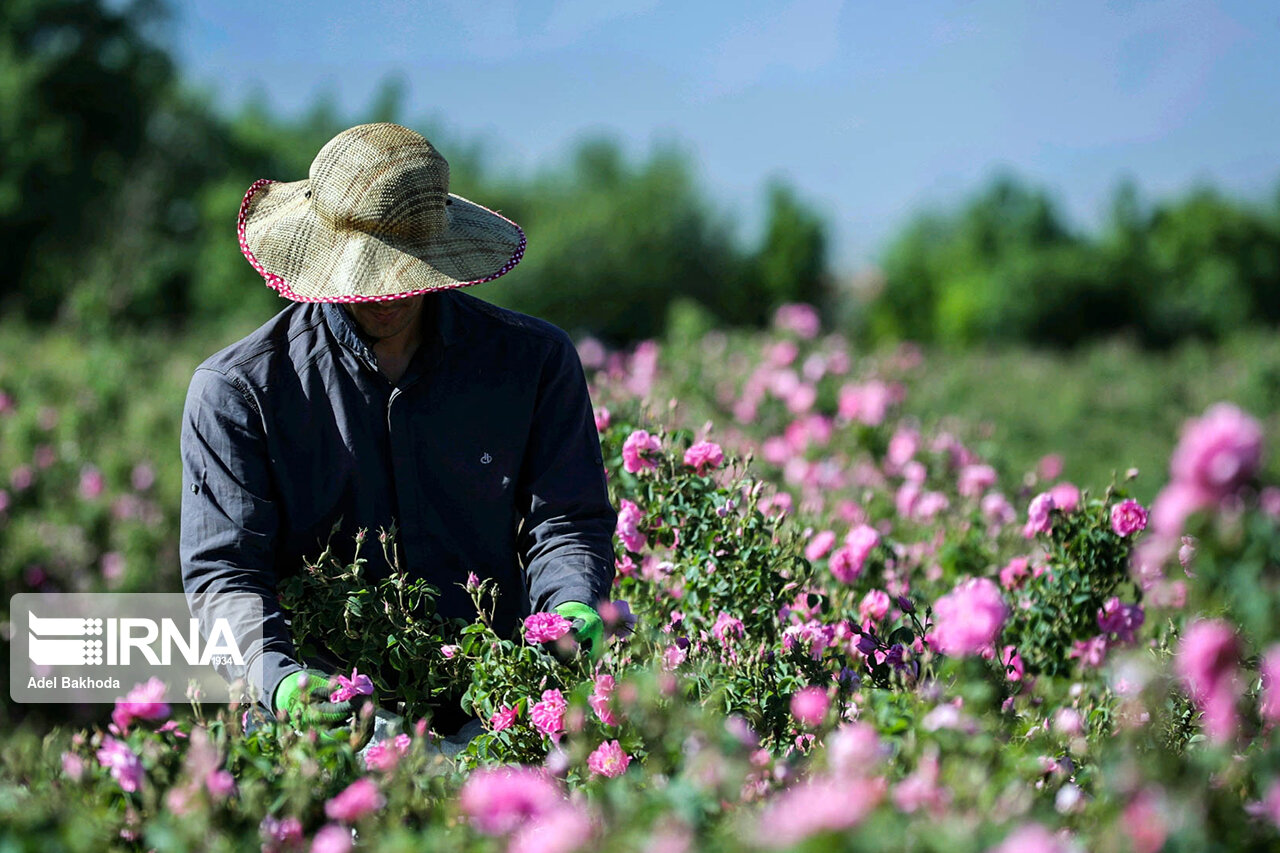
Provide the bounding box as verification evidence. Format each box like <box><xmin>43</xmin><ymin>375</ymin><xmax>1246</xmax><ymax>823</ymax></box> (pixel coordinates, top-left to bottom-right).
<box><xmin>4</xmin><ymin>0</ymin><xmax>1280</xmax><ymax>347</ymax></box>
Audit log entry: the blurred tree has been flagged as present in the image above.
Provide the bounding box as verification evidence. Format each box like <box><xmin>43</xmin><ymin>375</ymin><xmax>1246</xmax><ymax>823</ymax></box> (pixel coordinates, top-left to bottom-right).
<box><xmin>739</xmin><ymin>179</ymin><xmax>829</xmax><ymax>326</ymax></box>
<box><xmin>871</xmin><ymin>170</ymin><xmax>1081</xmax><ymax>345</ymax></box>
<box><xmin>1142</xmin><ymin>186</ymin><xmax>1280</xmax><ymax>343</ymax></box>
<box><xmin>486</xmin><ymin>136</ymin><xmax>749</xmax><ymax>343</ymax></box>
<box><xmin>0</xmin><ymin>0</ymin><xmax>174</xmax><ymax>320</ymax></box>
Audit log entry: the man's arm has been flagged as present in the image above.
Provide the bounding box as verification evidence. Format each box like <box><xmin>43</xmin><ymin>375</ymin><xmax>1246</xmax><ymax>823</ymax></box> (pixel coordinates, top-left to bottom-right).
<box><xmin>180</xmin><ymin>367</ymin><xmax>302</xmax><ymax>708</ymax></box>
<box><xmin>517</xmin><ymin>332</ymin><xmax>618</xmax><ymax>616</ymax></box>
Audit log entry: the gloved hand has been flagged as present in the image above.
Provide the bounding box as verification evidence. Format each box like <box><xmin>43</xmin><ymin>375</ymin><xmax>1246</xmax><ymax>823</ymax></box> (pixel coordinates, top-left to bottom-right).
<box><xmin>554</xmin><ymin>602</ymin><xmax>605</xmax><ymax>661</ymax></box>
<box><xmin>272</xmin><ymin>669</ymin><xmax>375</xmax><ymax>748</ymax></box>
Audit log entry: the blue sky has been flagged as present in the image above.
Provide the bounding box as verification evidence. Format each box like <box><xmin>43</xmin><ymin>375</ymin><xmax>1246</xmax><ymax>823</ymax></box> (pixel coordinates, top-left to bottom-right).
<box><xmin>172</xmin><ymin>0</ymin><xmax>1280</xmax><ymax>272</ymax></box>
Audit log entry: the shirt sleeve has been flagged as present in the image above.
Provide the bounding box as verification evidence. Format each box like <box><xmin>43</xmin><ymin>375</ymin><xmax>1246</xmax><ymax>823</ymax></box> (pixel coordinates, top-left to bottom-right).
<box><xmin>179</xmin><ymin>367</ymin><xmax>302</xmax><ymax>708</ymax></box>
<box><xmin>517</xmin><ymin>333</ymin><xmax>618</xmax><ymax>614</ymax></box>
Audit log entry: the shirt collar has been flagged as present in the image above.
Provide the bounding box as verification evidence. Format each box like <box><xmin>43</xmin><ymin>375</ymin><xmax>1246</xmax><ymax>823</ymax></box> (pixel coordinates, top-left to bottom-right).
<box><xmin>322</xmin><ymin>292</ymin><xmax>465</xmax><ymax>365</ymax></box>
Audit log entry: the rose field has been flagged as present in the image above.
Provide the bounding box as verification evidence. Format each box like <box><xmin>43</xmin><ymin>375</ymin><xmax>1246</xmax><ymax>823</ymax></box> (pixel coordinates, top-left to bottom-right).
<box><xmin>4</xmin><ymin>306</ymin><xmax>1280</xmax><ymax>852</ymax></box>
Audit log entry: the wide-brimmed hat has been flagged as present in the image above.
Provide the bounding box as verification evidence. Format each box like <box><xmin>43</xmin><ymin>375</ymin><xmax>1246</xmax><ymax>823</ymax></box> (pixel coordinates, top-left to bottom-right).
<box><xmin>237</xmin><ymin>122</ymin><xmax>525</xmax><ymax>302</ymax></box>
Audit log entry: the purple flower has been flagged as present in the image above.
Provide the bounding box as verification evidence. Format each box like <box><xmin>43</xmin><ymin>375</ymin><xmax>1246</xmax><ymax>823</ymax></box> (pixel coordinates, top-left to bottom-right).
<box><xmin>1097</xmin><ymin>598</ymin><xmax>1144</xmax><ymax>644</ymax></box>
<box><xmin>598</xmin><ymin>599</ymin><xmax>637</xmax><ymax>638</ymax></box>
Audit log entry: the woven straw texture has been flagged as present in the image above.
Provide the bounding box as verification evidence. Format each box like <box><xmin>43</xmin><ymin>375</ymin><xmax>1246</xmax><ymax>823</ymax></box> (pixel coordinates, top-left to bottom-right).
<box><xmin>239</xmin><ymin>123</ymin><xmax>525</xmax><ymax>302</ymax></box>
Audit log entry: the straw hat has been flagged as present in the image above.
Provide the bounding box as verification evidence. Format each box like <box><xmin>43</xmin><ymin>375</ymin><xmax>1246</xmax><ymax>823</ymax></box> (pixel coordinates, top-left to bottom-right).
<box><xmin>237</xmin><ymin>123</ymin><xmax>525</xmax><ymax>302</ymax></box>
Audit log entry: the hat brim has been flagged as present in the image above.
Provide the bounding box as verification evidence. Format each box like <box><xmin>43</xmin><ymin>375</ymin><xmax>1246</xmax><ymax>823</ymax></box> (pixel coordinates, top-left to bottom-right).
<box><xmin>237</xmin><ymin>178</ymin><xmax>526</xmax><ymax>302</ymax></box>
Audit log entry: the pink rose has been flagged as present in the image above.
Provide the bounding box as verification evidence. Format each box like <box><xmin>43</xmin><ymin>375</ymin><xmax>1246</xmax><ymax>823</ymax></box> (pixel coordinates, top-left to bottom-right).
<box><xmin>1022</xmin><ymin>492</ymin><xmax>1055</xmax><ymax>538</ymax></box>
<box><xmin>1170</xmin><ymin>403</ymin><xmax>1264</xmax><ymax>500</ymax></box>
<box><xmin>330</xmin><ymin>668</ymin><xmax>374</xmax><ymax>703</ymax></box>
<box><xmin>1038</xmin><ymin>454</ymin><xmax>1064</xmax><ymax>480</ymax></box>
<box><xmin>805</xmin><ymin>530</ymin><xmax>837</xmax><ymax>562</ymax></box>
<box><xmin>311</xmin><ymin>824</ymin><xmax>354</xmax><ymax>853</ymax></box>
<box><xmin>616</xmin><ymin>499</ymin><xmax>647</xmax><ymax>553</ymax></box>
<box><xmin>789</xmin><ymin>686</ymin><xmax>829</xmax><ymax>728</ymax></box>
<box><xmin>830</xmin><ymin>525</ymin><xmax>879</xmax><ymax>583</ymax></box>
<box><xmin>363</xmin><ymin>733</ymin><xmax>411</xmax><ymax>772</ymax></box>
<box><xmin>756</xmin><ymin>775</ymin><xmax>885</xmax><ymax>847</ymax></box>
<box><xmin>982</xmin><ymin>492</ymin><xmax>1015</xmax><ymax>527</ymax></box>
<box><xmin>111</xmin><ymin>677</ymin><xmax>171</xmax><ymax>733</ymax></box>
<box><xmin>593</xmin><ymin>407</ymin><xmax>611</xmax><ymax>432</ymax></box>
<box><xmin>587</xmin><ymin>739</ymin><xmax>631</xmax><ymax>778</ymax></box>
<box><xmin>858</xmin><ymin>590</ymin><xmax>891</xmax><ymax>624</ymax></box>
<box><xmin>260</xmin><ymin>816</ymin><xmax>304</xmax><ymax>846</ymax></box>
<box><xmin>96</xmin><ymin>736</ymin><xmax>143</xmax><ymax>793</ymax></box>
<box><xmin>459</xmin><ymin>766</ymin><xmax>564</xmax><ymax>835</ymax></box>
<box><xmin>712</xmin><ymin>612</ymin><xmax>745</xmax><ymax>645</ymax></box>
<box><xmin>958</xmin><ymin>464</ymin><xmax>997</xmax><ymax>499</ymax></box>
<box><xmin>1150</xmin><ymin>482</ymin><xmax>1209</xmax><ymax>538</ymax></box>
<box><xmin>886</xmin><ymin>427</ymin><xmax>920</xmax><ymax>470</ymax></box>
<box><xmin>530</xmin><ymin>689</ymin><xmax>568</xmax><ymax>739</ymax></box>
<box><xmin>589</xmin><ymin>675</ymin><xmax>618</xmax><ymax>726</ymax></box>
<box><xmin>1175</xmin><ymin>619</ymin><xmax>1242</xmax><ymax>744</ymax></box>
<box><xmin>1048</xmin><ymin>482</ymin><xmax>1080</xmax><ymax>514</ymax></box>
<box><xmin>773</xmin><ymin>303</ymin><xmax>821</xmax><ymax>339</ymax></box>
<box><xmin>1068</xmin><ymin>635</ymin><xmax>1109</xmax><ymax>668</ymax></box>
<box><xmin>621</xmin><ymin>430</ymin><xmax>662</xmax><ymax>474</ymax></box>
<box><xmin>929</xmin><ymin>578</ymin><xmax>1007</xmax><ymax>656</ymax></box>
<box><xmin>683</xmin><ymin>441</ymin><xmax>724</xmax><ymax>475</ymax></box>
<box><xmin>999</xmin><ymin>557</ymin><xmax>1030</xmax><ymax>591</ymax></box>
<box><xmin>988</xmin><ymin>823</ymin><xmax>1070</xmax><ymax>853</ymax></box>
<box><xmin>524</xmin><ymin>612</ymin><xmax>573</xmax><ymax>644</ymax></box>
<box><xmin>490</xmin><ymin>705</ymin><xmax>520</xmax><ymax>732</ymax></box>
<box><xmin>1110</xmin><ymin>499</ymin><xmax>1148</xmax><ymax>537</ymax></box>
<box><xmin>324</xmin><ymin>778</ymin><xmax>384</xmax><ymax>823</ymax></box>
<box><xmin>79</xmin><ymin>466</ymin><xmax>105</xmax><ymax>500</ymax></box>
<box><xmin>1261</xmin><ymin>645</ymin><xmax>1280</xmax><ymax>725</ymax></box>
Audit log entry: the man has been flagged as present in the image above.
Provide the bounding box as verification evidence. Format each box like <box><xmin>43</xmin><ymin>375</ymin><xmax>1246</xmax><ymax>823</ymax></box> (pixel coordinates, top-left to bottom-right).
<box><xmin>180</xmin><ymin>123</ymin><xmax>617</xmax><ymax>740</ymax></box>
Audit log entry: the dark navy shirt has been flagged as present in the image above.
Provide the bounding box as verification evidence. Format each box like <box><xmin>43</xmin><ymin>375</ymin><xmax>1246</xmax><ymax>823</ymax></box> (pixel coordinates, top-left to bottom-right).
<box><xmin>179</xmin><ymin>290</ymin><xmax>617</xmax><ymax>705</ymax></box>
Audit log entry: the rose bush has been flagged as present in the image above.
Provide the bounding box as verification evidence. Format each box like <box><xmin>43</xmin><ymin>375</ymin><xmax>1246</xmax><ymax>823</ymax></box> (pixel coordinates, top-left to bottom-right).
<box><xmin>3</xmin><ymin>306</ymin><xmax>1280</xmax><ymax>850</ymax></box>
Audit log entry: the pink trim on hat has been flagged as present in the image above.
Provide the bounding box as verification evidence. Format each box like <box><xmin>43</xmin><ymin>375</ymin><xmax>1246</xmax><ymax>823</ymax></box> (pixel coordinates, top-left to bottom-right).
<box><xmin>236</xmin><ymin>178</ymin><xmax>526</xmax><ymax>303</ymax></box>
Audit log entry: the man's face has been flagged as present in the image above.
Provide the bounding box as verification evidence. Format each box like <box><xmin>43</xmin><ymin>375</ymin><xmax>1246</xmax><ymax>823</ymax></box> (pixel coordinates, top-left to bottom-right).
<box><xmin>346</xmin><ymin>295</ymin><xmax>425</xmax><ymax>341</ymax></box>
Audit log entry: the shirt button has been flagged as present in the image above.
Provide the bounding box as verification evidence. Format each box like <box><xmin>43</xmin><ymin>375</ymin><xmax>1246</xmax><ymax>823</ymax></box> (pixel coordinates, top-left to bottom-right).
<box><xmin>190</xmin><ymin>484</ymin><xmax>199</xmax><ymax>493</ymax></box>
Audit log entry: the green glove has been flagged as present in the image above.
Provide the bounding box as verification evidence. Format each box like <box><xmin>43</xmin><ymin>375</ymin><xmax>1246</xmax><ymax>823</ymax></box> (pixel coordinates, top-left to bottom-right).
<box><xmin>272</xmin><ymin>669</ymin><xmax>374</xmax><ymax>747</ymax></box>
<box><xmin>554</xmin><ymin>602</ymin><xmax>605</xmax><ymax>661</ymax></box>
